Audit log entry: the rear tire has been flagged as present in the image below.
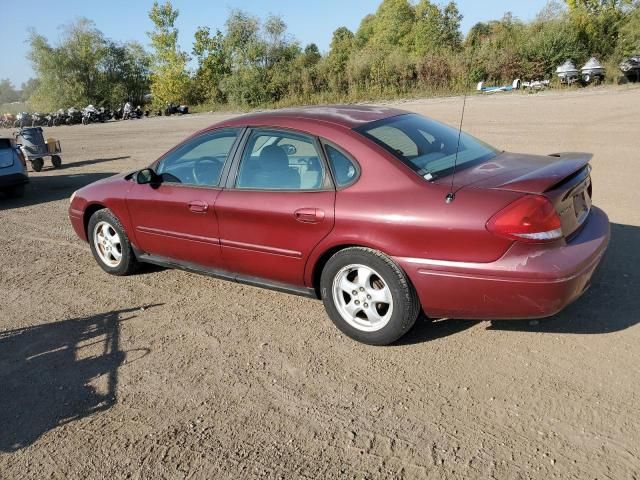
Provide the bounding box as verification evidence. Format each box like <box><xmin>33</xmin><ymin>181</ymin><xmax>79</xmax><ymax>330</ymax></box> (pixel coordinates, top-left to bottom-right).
<box><xmin>88</xmin><ymin>209</ymin><xmax>138</xmax><ymax>276</ymax></box>
<box><xmin>320</xmin><ymin>247</ymin><xmax>420</xmax><ymax>345</ymax></box>
<box><xmin>31</xmin><ymin>158</ymin><xmax>44</xmax><ymax>172</ymax></box>
<box><xmin>51</xmin><ymin>155</ymin><xmax>62</xmax><ymax>168</ymax></box>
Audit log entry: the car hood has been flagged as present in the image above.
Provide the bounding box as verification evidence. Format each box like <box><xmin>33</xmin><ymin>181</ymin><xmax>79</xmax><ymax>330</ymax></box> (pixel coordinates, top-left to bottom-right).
<box><xmin>436</xmin><ymin>151</ymin><xmax>592</xmax><ymax>194</ymax></box>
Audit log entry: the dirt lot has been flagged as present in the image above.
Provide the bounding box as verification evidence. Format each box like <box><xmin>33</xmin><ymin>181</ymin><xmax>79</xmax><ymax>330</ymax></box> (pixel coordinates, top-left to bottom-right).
<box><xmin>1</xmin><ymin>86</ymin><xmax>639</xmax><ymax>479</ymax></box>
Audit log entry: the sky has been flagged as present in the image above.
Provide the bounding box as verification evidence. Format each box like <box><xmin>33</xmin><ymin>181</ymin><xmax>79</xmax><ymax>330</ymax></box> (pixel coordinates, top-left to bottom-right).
<box><xmin>0</xmin><ymin>0</ymin><xmax>549</xmax><ymax>87</ymax></box>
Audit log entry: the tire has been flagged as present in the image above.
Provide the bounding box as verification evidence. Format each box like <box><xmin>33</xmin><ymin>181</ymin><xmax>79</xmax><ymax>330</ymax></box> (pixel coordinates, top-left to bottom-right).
<box><xmin>51</xmin><ymin>155</ymin><xmax>62</xmax><ymax>168</ymax></box>
<box><xmin>320</xmin><ymin>247</ymin><xmax>420</xmax><ymax>345</ymax></box>
<box><xmin>88</xmin><ymin>209</ymin><xmax>138</xmax><ymax>276</ymax></box>
<box><xmin>31</xmin><ymin>158</ymin><xmax>44</xmax><ymax>172</ymax></box>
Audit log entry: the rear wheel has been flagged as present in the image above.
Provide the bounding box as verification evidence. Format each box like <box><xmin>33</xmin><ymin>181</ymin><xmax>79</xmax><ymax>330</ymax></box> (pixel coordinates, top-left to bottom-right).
<box><xmin>31</xmin><ymin>158</ymin><xmax>44</xmax><ymax>172</ymax></box>
<box><xmin>88</xmin><ymin>209</ymin><xmax>138</xmax><ymax>276</ymax></box>
<box><xmin>51</xmin><ymin>155</ymin><xmax>62</xmax><ymax>168</ymax></box>
<box><xmin>320</xmin><ymin>247</ymin><xmax>420</xmax><ymax>345</ymax></box>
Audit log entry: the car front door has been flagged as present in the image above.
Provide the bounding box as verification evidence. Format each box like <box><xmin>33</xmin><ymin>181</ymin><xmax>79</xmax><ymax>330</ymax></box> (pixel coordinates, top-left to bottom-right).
<box><xmin>126</xmin><ymin>128</ymin><xmax>240</xmax><ymax>268</ymax></box>
<box><xmin>215</xmin><ymin>128</ymin><xmax>336</xmax><ymax>286</ymax></box>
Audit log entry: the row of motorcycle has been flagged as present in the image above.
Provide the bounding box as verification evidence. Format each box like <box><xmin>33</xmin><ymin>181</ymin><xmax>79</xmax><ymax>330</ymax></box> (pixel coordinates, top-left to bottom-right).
<box><xmin>1</xmin><ymin>102</ymin><xmax>189</xmax><ymax>129</ymax></box>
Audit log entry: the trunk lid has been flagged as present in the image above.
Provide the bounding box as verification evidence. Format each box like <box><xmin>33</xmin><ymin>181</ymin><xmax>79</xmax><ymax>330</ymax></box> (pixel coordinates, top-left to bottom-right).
<box><xmin>438</xmin><ymin>151</ymin><xmax>593</xmax><ymax>238</ymax></box>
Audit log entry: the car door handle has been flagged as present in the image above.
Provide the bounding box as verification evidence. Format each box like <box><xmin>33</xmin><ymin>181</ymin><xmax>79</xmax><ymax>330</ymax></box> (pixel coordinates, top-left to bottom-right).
<box><xmin>294</xmin><ymin>208</ymin><xmax>325</xmax><ymax>224</ymax></box>
<box><xmin>188</xmin><ymin>201</ymin><xmax>208</xmax><ymax>213</ymax></box>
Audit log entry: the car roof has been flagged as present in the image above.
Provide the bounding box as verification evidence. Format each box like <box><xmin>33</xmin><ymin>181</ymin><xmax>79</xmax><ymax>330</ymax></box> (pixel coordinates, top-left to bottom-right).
<box><xmin>226</xmin><ymin>105</ymin><xmax>409</xmax><ymax>129</ymax></box>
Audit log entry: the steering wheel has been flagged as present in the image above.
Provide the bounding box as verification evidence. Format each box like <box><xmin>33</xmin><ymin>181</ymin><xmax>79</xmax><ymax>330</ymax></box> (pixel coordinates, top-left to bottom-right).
<box><xmin>192</xmin><ymin>157</ymin><xmax>222</xmax><ymax>186</ymax></box>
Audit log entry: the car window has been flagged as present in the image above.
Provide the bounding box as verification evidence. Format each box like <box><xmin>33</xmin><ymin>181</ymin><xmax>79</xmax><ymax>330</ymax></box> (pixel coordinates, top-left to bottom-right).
<box><xmin>156</xmin><ymin>129</ymin><xmax>239</xmax><ymax>187</ymax></box>
<box><xmin>324</xmin><ymin>144</ymin><xmax>359</xmax><ymax>187</ymax></box>
<box><xmin>366</xmin><ymin>125</ymin><xmax>418</xmax><ymax>157</ymax></box>
<box><xmin>236</xmin><ymin>129</ymin><xmax>326</xmax><ymax>190</ymax></box>
<box><xmin>356</xmin><ymin>114</ymin><xmax>498</xmax><ymax>181</ymax></box>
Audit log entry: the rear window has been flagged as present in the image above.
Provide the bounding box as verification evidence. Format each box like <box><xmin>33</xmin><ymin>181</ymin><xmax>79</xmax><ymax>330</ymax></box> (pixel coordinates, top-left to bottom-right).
<box><xmin>355</xmin><ymin>114</ymin><xmax>498</xmax><ymax>181</ymax></box>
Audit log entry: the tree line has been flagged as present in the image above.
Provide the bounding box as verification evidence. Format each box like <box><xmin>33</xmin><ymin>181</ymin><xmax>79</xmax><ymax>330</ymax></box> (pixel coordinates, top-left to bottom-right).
<box><xmin>12</xmin><ymin>0</ymin><xmax>640</xmax><ymax>112</ymax></box>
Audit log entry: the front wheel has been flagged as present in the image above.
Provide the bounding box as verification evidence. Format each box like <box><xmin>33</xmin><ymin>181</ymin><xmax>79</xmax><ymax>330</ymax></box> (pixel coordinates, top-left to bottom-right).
<box><xmin>320</xmin><ymin>247</ymin><xmax>420</xmax><ymax>345</ymax></box>
<box><xmin>88</xmin><ymin>209</ymin><xmax>138</xmax><ymax>276</ymax></box>
<box><xmin>31</xmin><ymin>158</ymin><xmax>44</xmax><ymax>172</ymax></box>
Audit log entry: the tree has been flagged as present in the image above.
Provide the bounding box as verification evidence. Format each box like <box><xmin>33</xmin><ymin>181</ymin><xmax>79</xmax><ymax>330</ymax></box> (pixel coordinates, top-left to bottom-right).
<box><xmin>565</xmin><ymin>0</ymin><xmax>633</xmax><ymax>56</ymax></box>
<box><xmin>20</xmin><ymin>78</ymin><xmax>40</xmax><ymax>102</ymax></box>
<box><xmin>615</xmin><ymin>3</ymin><xmax>640</xmax><ymax>57</ymax></box>
<box><xmin>191</xmin><ymin>26</ymin><xmax>230</xmax><ymax>103</ymax></box>
<box><xmin>147</xmin><ymin>1</ymin><xmax>190</xmax><ymax>105</ymax></box>
<box><xmin>324</xmin><ymin>27</ymin><xmax>355</xmax><ymax>91</ymax></box>
<box><xmin>0</xmin><ymin>79</ymin><xmax>20</xmax><ymax>104</ymax></box>
<box><xmin>27</xmin><ymin>19</ymin><xmax>104</xmax><ymax>109</ymax></box>
<box><xmin>26</xmin><ymin>18</ymin><xmax>149</xmax><ymax>110</ymax></box>
<box><xmin>412</xmin><ymin>0</ymin><xmax>463</xmax><ymax>55</ymax></box>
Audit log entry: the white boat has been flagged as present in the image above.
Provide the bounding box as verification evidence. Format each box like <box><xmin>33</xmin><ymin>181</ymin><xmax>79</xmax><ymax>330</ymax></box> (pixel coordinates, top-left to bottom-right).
<box><xmin>581</xmin><ymin>57</ymin><xmax>605</xmax><ymax>83</ymax></box>
<box><xmin>556</xmin><ymin>60</ymin><xmax>579</xmax><ymax>84</ymax></box>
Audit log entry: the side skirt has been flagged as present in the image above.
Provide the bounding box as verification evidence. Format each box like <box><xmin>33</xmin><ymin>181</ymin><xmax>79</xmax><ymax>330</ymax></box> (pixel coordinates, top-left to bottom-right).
<box><xmin>136</xmin><ymin>252</ymin><xmax>318</xmax><ymax>299</ymax></box>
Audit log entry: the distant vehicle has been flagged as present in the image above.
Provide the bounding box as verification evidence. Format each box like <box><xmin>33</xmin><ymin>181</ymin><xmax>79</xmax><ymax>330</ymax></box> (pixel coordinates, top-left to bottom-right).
<box><xmin>0</xmin><ymin>137</ymin><xmax>28</xmax><ymax>198</ymax></box>
<box><xmin>619</xmin><ymin>55</ymin><xmax>640</xmax><ymax>82</ymax></box>
<box><xmin>69</xmin><ymin>106</ymin><xmax>609</xmax><ymax>345</ymax></box>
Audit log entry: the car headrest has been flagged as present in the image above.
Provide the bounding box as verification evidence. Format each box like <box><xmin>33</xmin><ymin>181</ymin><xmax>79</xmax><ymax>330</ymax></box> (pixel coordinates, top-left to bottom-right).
<box><xmin>259</xmin><ymin>145</ymin><xmax>289</xmax><ymax>170</ymax></box>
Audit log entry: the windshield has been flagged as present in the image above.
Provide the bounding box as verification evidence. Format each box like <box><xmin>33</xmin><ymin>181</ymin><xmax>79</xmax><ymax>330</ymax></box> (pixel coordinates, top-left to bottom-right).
<box><xmin>355</xmin><ymin>114</ymin><xmax>499</xmax><ymax>180</ymax></box>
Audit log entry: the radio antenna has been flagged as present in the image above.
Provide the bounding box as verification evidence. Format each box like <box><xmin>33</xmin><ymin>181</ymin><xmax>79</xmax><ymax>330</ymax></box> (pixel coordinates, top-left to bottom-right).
<box><xmin>445</xmin><ymin>92</ymin><xmax>467</xmax><ymax>204</ymax></box>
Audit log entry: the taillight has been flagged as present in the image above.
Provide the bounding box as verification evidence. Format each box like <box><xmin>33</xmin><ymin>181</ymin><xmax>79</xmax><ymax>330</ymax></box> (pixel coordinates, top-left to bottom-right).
<box><xmin>16</xmin><ymin>148</ymin><xmax>26</xmax><ymax>167</ymax></box>
<box><xmin>486</xmin><ymin>195</ymin><xmax>562</xmax><ymax>243</ymax></box>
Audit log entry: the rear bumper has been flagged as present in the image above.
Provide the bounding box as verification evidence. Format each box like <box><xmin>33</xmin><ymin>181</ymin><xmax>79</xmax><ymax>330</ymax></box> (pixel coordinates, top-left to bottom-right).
<box><xmin>396</xmin><ymin>206</ymin><xmax>610</xmax><ymax>319</ymax></box>
<box><xmin>0</xmin><ymin>172</ymin><xmax>29</xmax><ymax>189</ymax></box>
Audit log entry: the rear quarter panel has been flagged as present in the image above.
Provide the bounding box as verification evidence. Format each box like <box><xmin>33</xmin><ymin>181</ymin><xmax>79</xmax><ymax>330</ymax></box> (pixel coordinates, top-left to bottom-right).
<box><xmin>300</xmin><ymin>130</ymin><xmax>523</xmax><ymax>287</ymax></box>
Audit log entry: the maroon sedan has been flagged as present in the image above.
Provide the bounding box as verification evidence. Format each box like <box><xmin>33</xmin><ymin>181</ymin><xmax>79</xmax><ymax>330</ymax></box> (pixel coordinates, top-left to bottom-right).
<box><xmin>69</xmin><ymin>106</ymin><xmax>609</xmax><ymax>345</ymax></box>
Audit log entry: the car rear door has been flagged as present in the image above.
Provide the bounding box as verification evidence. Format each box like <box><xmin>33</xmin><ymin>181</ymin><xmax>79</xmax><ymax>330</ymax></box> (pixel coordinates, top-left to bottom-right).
<box><xmin>215</xmin><ymin>128</ymin><xmax>335</xmax><ymax>286</ymax></box>
<box><xmin>126</xmin><ymin>128</ymin><xmax>240</xmax><ymax>268</ymax></box>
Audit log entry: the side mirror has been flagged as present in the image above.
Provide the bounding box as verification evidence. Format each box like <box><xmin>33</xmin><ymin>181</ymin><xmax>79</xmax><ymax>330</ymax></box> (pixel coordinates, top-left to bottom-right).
<box><xmin>136</xmin><ymin>168</ymin><xmax>160</xmax><ymax>185</ymax></box>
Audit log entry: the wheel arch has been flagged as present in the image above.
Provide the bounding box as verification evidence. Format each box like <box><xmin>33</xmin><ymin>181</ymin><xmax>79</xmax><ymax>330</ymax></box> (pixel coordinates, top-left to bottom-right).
<box><xmin>308</xmin><ymin>241</ymin><xmax>402</xmax><ymax>298</ymax></box>
<box><xmin>83</xmin><ymin>203</ymin><xmax>107</xmax><ymax>238</ymax></box>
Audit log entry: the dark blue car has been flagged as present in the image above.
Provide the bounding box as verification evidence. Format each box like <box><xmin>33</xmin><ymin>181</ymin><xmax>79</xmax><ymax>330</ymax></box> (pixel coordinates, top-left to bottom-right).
<box><xmin>0</xmin><ymin>137</ymin><xmax>29</xmax><ymax>198</ymax></box>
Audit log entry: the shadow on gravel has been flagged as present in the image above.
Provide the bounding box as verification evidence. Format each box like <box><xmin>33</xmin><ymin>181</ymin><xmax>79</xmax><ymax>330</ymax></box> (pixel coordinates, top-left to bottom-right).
<box><xmin>400</xmin><ymin>223</ymin><xmax>640</xmax><ymax>344</ymax></box>
<box><xmin>398</xmin><ymin>315</ymin><xmax>478</xmax><ymax>346</ymax></box>
<box><xmin>489</xmin><ymin>222</ymin><xmax>640</xmax><ymax>335</ymax></box>
<box><xmin>0</xmin><ymin>306</ymin><xmax>155</xmax><ymax>452</ymax></box>
<box><xmin>0</xmin><ymin>171</ymin><xmax>116</xmax><ymax>209</ymax></box>
<box><xmin>61</xmin><ymin>156</ymin><xmax>130</xmax><ymax>170</ymax></box>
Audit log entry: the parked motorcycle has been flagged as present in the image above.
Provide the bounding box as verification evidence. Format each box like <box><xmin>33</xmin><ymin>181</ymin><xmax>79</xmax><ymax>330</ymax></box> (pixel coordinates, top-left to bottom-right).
<box><xmin>15</xmin><ymin>112</ymin><xmax>33</xmax><ymax>128</ymax></box>
<box><xmin>82</xmin><ymin>105</ymin><xmax>102</xmax><ymax>125</ymax></box>
<box><xmin>30</xmin><ymin>112</ymin><xmax>47</xmax><ymax>127</ymax></box>
<box><xmin>52</xmin><ymin>109</ymin><xmax>67</xmax><ymax>126</ymax></box>
<box><xmin>0</xmin><ymin>113</ymin><xmax>15</xmax><ymax>128</ymax></box>
<box><xmin>66</xmin><ymin>108</ymin><xmax>82</xmax><ymax>125</ymax></box>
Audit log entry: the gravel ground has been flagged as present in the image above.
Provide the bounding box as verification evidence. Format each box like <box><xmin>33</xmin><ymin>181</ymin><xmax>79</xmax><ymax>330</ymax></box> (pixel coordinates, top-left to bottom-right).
<box><xmin>1</xmin><ymin>85</ymin><xmax>639</xmax><ymax>479</ymax></box>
